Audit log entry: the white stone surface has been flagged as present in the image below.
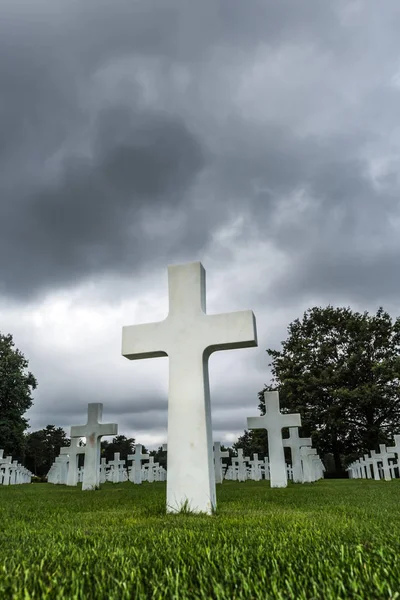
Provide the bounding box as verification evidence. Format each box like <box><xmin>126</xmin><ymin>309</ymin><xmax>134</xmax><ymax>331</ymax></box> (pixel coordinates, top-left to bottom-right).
<box><xmin>145</xmin><ymin>456</ymin><xmax>159</xmax><ymax>483</ymax></box>
<box><xmin>247</xmin><ymin>391</ymin><xmax>301</xmax><ymax>488</ymax></box>
<box><xmin>387</xmin><ymin>435</ymin><xmax>400</xmax><ymax>471</ymax></box>
<box><xmin>122</xmin><ymin>261</ymin><xmax>257</xmax><ymax>514</ymax></box>
<box><xmin>60</xmin><ymin>438</ymin><xmax>86</xmax><ymax>487</ymax></box>
<box><xmin>71</xmin><ymin>403</ymin><xmax>118</xmax><ymax>491</ymax></box>
<box><xmin>249</xmin><ymin>454</ymin><xmax>263</xmax><ymax>481</ymax></box>
<box><xmin>363</xmin><ymin>454</ymin><xmax>373</xmax><ymax>479</ymax></box>
<box><xmin>109</xmin><ymin>453</ymin><xmax>125</xmax><ymax>483</ymax></box>
<box><xmin>232</xmin><ymin>449</ymin><xmax>249</xmax><ymax>482</ymax></box>
<box><xmin>282</xmin><ymin>427</ymin><xmax>312</xmax><ymax>483</ymax></box>
<box><xmin>369</xmin><ymin>450</ymin><xmax>381</xmax><ymax>480</ymax></box>
<box><xmin>299</xmin><ymin>446</ymin><xmax>315</xmax><ymax>482</ymax></box>
<box><xmin>127</xmin><ymin>444</ymin><xmax>149</xmax><ymax>484</ymax></box>
<box><xmin>99</xmin><ymin>458</ymin><xmax>108</xmax><ymax>483</ymax></box>
<box><xmin>213</xmin><ymin>442</ymin><xmax>229</xmax><ymax>484</ymax></box>
<box><xmin>0</xmin><ymin>452</ymin><xmax>12</xmax><ymax>485</ymax></box>
<box><xmin>375</xmin><ymin>445</ymin><xmax>395</xmax><ymax>481</ymax></box>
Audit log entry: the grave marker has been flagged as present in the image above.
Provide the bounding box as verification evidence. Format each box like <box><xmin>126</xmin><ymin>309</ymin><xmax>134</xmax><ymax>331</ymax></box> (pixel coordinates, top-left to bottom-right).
<box><xmin>71</xmin><ymin>403</ymin><xmax>118</xmax><ymax>490</ymax></box>
<box><xmin>247</xmin><ymin>391</ymin><xmax>301</xmax><ymax>487</ymax></box>
<box><xmin>122</xmin><ymin>262</ymin><xmax>257</xmax><ymax>514</ymax></box>
<box><xmin>127</xmin><ymin>444</ymin><xmax>150</xmax><ymax>484</ymax></box>
<box><xmin>214</xmin><ymin>442</ymin><xmax>229</xmax><ymax>484</ymax></box>
<box><xmin>60</xmin><ymin>438</ymin><xmax>86</xmax><ymax>487</ymax></box>
<box><xmin>282</xmin><ymin>427</ymin><xmax>312</xmax><ymax>483</ymax></box>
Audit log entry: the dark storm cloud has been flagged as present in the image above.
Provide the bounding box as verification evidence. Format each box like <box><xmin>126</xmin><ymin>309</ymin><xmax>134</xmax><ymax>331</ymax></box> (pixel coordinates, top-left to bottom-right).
<box><xmin>1</xmin><ymin>0</ymin><xmax>400</xmax><ymax>311</ymax></box>
<box><xmin>0</xmin><ymin>105</ymin><xmax>205</xmax><ymax>298</ymax></box>
<box><xmin>0</xmin><ymin>0</ymin><xmax>352</xmax><ymax>302</ymax></box>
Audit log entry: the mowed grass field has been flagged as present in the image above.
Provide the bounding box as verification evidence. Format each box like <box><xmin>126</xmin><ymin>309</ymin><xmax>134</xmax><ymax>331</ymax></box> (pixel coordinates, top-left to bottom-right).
<box><xmin>0</xmin><ymin>480</ymin><xmax>399</xmax><ymax>600</ymax></box>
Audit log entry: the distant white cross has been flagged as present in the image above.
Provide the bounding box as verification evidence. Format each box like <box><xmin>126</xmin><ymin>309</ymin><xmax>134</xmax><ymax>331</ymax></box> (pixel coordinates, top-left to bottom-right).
<box><xmin>60</xmin><ymin>438</ymin><xmax>86</xmax><ymax>487</ymax></box>
<box><xmin>127</xmin><ymin>444</ymin><xmax>150</xmax><ymax>484</ymax></box>
<box><xmin>247</xmin><ymin>391</ymin><xmax>301</xmax><ymax>488</ymax></box>
<box><xmin>232</xmin><ymin>448</ymin><xmax>250</xmax><ymax>482</ymax></box>
<box><xmin>71</xmin><ymin>403</ymin><xmax>118</xmax><ymax>490</ymax></box>
<box><xmin>283</xmin><ymin>427</ymin><xmax>312</xmax><ymax>483</ymax></box>
<box><xmin>214</xmin><ymin>442</ymin><xmax>229</xmax><ymax>484</ymax></box>
<box><xmin>108</xmin><ymin>453</ymin><xmax>125</xmax><ymax>484</ymax></box>
<box><xmin>99</xmin><ymin>458</ymin><xmax>108</xmax><ymax>484</ymax></box>
<box><xmin>122</xmin><ymin>262</ymin><xmax>257</xmax><ymax>514</ymax></box>
<box><xmin>299</xmin><ymin>446</ymin><xmax>316</xmax><ymax>482</ymax></box>
<box><xmin>362</xmin><ymin>454</ymin><xmax>373</xmax><ymax>479</ymax></box>
<box><xmin>369</xmin><ymin>451</ymin><xmax>381</xmax><ymax>481</ymax></box>
<box><xmin>249</xmin><ymin>453</ymin><xmax>264</xmax><ymax>481</ymax></box>
<box><xmin>263</xmin><ymin>457</ymin><xmax>270</xmax><ymax>480</ymax></box>
<box><xmin>145</xmin><ymin>456</ymin><xmax>159</xmax><ymax>483</ymax></box>
<box><xmin>375</xmin><ymin>444</ymin><xmax>395</xmax><ymax>481</ymax></box>
<box><xmin>386</xmin><ymin>435</ymin><xmax>400</xmax><ymax>477</ymax></box>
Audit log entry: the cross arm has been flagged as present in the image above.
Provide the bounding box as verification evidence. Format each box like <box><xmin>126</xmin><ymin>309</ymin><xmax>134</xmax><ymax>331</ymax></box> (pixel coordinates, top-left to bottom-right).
<box><xmin>203</xmin><ymin>311</ymin><xmax>257</xmax><ymax>356</ymax></box>
<box><xmin>285</xmin><ymin>414</ymin><xmax>302</xmax><ymax>428</ymax></box>
<box><xmin>247</xmin><ymin>416</ymin><xmax>267</xmax><ymax>430</ymax></box>
<box><xmin>122</xmin><ymin>321</ymin><xmax>168</xmax><ymax>360</ymax></box>
<box><xmin>99</xmin><ymin>423</ymin><xmax>118</xmax><ymax>437</ymax></box>
<box><xmin>70</xmin><ymin>425</ymin><xmax>87</xmax><ymax>438</ymax></box>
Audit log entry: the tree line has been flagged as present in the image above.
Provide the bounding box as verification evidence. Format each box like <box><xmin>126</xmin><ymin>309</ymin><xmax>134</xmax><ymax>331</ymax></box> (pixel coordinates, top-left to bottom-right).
<box><xmin>1</xmin><ymin>305</ymin><xmax>399</xmax><ymax>477</ymax></box>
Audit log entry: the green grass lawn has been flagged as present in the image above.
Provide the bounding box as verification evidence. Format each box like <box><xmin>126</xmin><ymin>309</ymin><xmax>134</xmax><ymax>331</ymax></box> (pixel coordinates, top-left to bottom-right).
<box><xmin>0</xmin><ymin>480</ymin><xmax>399</xmax><ymax>599</ymax></box>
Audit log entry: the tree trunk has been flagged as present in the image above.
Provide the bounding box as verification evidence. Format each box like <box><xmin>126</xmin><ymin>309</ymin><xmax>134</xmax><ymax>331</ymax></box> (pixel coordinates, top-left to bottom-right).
<box><xmin>331</xmin><ymin>431</ymin><xmax>342</xmax><ymax>471</ymax></box>
<box><xmin>333</xmin><ymin>449</ymin><xmax>342</xmax><ymax>471</ymax></box>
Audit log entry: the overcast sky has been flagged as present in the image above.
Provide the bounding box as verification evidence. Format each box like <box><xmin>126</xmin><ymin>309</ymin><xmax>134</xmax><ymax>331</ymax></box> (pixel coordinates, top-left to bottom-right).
<box><xmin>1</xmin><ymin>0</ymin><xmax>400</xmax><ymax>449</ymax></box>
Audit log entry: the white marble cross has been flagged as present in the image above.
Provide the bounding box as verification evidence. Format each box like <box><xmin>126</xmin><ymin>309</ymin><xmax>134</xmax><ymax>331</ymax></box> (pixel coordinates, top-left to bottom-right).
<box><xmin>8</xmin><ymin>461</ymin><xmax>18</xmax><ymax>485</ymax></box>
<box><xmin>122</xmin><ymin>262</ymin><xmax>257</xmax><ymax>514</ymax></box>
<box><xmin>108</xmin><ymin>453</ymin><xmax>125</xmax><ymax>483</ymax></box>
<box><xmin>57</xmin><ymin>454</ymin><xmax>69</xmax><ymax>485</ymax></box>
<box><xmin>249</xmin><ymin>453</ymin><xmax>263</xmax><ymax>481</ymax></box>
<box><xmin>214</xmin><ymin>442</ymin><xmax>229</xmax><ymax>484</ymax></box>
<box><xmin>263</xmin><ymin>457</ymin><xmax>270</xmax><ymax>480</ymax></box>
<box><xmin>99</xmin><ymin>458</ymin><xmax>108</xmax><ymax>483</ymax></box>
<box><xmin>362</xmin><ymin>454</ymin><xmax>373</xmax><ymax>479</ymax></box>
<box><xmin>0</xmin><ymin>451</ymin><xmax>11</xmax><ymax>486</ymax></box>
<box><xmin>71</xmin><ymin>403</ymin><xmax>118</xmax><ymax>491</ymax></box>
<box><xmin>60</xmin><ymin>438</ymin><xmax>86</xmax><ymax>487</ymax></box>
<box><xmin>247</xmin><ymin>391</ymin><xmax>301</xmax><ymax>488</ymax></box>
<box><xmin>386</xmin><ymin>435</ymin><xmax>400</xmax><ymax>477</ymax></box>
<box><xmin>299</xmin><ymin>446</ymin><xmax>316</xmax><ymax>482</ymax></box>
<box><xmin>145</xmin><ymin>456</ymin><xmax>159</xmax><ymax>483</ymax></box>
<box><xmin>374</xmin><ymin>445</ymin><xmax>395</xmax><ymax>481</ymax></box>
<box><xmin>387</xmin><ymin>434</ymin><xmax>400</xmax><ymax>458</ymax></box>
<box><xmin>232</xmin><ymin>448</ymin><xmax>250</xmax><ymax>482</ymax></box>
<box><xmin>127</xmin><ymin>444</ymin><xmax>150</xmax><ymax>484</ymax></box>
<box><xmin>369</xmin><ymin>451</ymin><xmax>382</xmax><ymax>481</ymax></box>
<box><xmin>282</xmin><ymin>427</ymin><xmax>312</xmax><ymax>483</ymax></box>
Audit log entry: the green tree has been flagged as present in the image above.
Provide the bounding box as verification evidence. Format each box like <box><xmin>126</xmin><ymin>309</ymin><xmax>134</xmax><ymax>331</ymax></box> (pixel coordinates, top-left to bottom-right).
<box><xmin>233</xmin><ymin>430</ymin><xmax>268</xmax><ymax>460</ymax></box>
<box><xmin>0</xmin><ymin>332</ymin><xmax>37</xmax><ymax>459</ymax></box>
<box><xmin>25</xmin><ymin>425</ymin><xmax>69</xmax><ymax>477</ymax></box>
<box><xmin>259</xmin><ymin>306</ymin><xmax>400</xmax><ymax>472</ymax></box>
<box><xmin>101</xmin><ymin>435</ymin><xmax>138</xmax><ymax>462</ymax></box>
<box><xmin>149</xmin><ymin>446</ymin><xmax>167</xmax><ymax>470</ymax></box>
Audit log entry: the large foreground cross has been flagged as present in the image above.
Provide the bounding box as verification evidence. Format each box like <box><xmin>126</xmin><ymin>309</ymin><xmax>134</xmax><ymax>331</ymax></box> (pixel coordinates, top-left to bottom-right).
<box><xmin>122</xmin><ymin>262</ymin><xmax>257</xmax><ymax>514</ymax></box>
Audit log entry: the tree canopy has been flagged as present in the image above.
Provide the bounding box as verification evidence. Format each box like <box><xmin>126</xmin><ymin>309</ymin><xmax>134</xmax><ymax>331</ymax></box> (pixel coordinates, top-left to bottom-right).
<box><xmin>0</xmin><ymin>332</ymin><xmax>37</xmax><ymax>459</ymax></box>
<box><xmin>101</xmin><ymin>435</ymin><xmax>139</xmax><ymax>462</ymax></box>
<box><xmin>258</xmin><ymin>306</ymin><xmax>400</xmax><ymax>471</ymax></box>
<box><xmin>25</xmin><ymin>425</ymin><xmax>69</xmax><ymax>477</ymax></box>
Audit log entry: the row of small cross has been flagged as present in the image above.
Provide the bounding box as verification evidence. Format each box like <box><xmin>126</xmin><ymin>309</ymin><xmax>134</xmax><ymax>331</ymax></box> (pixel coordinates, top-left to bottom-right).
<box><xmin>347</xmin><ymin>437</ymin><xmax>400</xmax><ymax>480</ymax></box>
<box><xmin>0</xmin><ymin>449</ymin><xmax>33</xmax><ymax>485</ymax></box>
